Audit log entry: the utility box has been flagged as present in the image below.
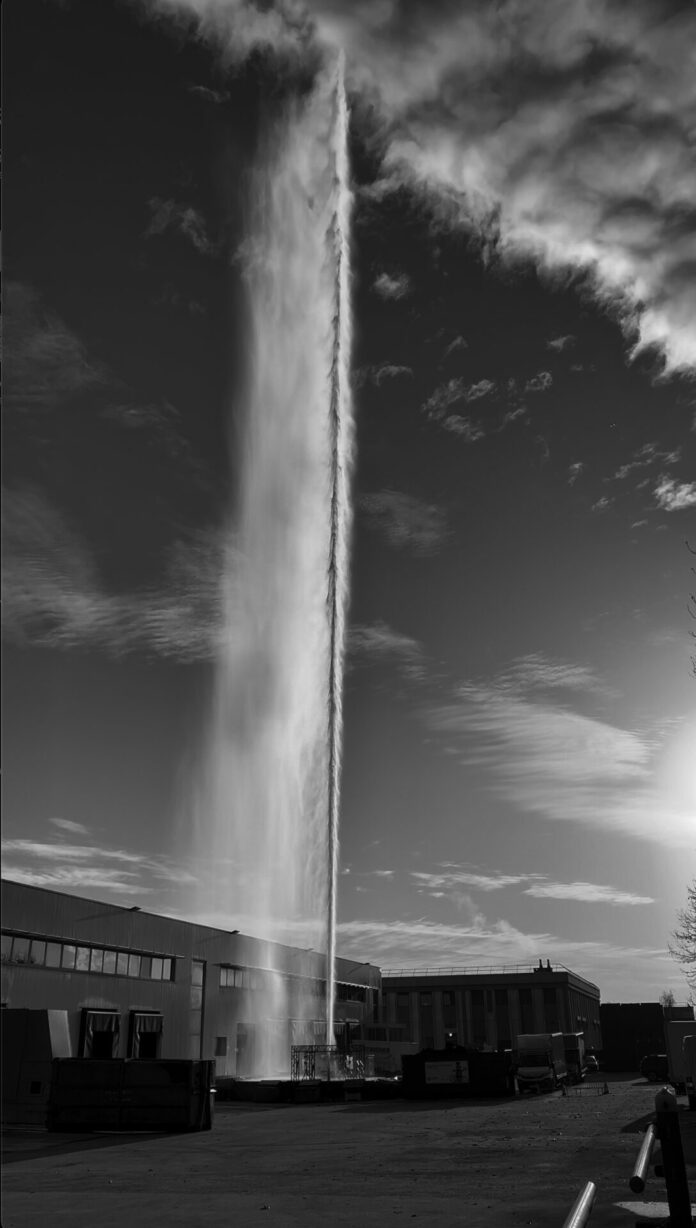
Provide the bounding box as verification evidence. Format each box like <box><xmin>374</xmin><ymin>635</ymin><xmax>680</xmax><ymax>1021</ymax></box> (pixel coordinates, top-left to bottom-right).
<box><xmin>46</xmin><ymin>1059</ymin><xmax>215</xmax><ymax>1132</ymax></box>
<box><xmin>2</xmin><ymin>1009</ymin><xmax>72</xmax><ymax>1125</ymax></box>
<box><xmin>401</xmin><ymin>1048</ymin><xmax>514</xmax><ymax>1099</ymax></box>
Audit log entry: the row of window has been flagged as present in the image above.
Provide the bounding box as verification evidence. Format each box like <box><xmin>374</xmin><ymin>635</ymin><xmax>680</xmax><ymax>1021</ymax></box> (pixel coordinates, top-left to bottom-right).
<box><xmin>218</xmin><ymin>966</ymin><xmax>370</xmax><ymax>1002</ymax></box>
<box><xmin>1</xmin><ymin>933</ymin><xmax>175</xmax><ymax>982</ymax></box>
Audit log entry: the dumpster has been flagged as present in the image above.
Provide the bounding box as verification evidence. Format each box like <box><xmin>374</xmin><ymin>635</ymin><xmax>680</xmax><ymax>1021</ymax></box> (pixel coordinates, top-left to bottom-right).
<box><xmin>46</xmin><ymin>1059</ymin><xmax>214</xmax><ymax>1132</ymax></box>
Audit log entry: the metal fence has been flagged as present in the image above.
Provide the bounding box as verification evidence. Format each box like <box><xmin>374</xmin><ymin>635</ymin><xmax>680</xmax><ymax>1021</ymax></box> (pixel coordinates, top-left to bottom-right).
<box><xmin>291</xmin><ymin>1045</ymin><xmax>367</xmax><ymax>1082</ymax></box>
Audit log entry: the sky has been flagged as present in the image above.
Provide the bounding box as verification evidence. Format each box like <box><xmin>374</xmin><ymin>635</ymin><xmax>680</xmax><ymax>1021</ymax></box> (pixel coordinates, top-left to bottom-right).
<box><xmin>3</xmin><ymin>0</ymin><xmax>696</xmax><ymax>1004</ymax></box>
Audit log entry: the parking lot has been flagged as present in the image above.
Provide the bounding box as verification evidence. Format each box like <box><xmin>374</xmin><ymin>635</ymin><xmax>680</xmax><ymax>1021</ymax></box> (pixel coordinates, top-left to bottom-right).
<box><xmin>3</xmin><ymin>1074</ymin><xmax>695</xmax><ymax>1227</ymax></box>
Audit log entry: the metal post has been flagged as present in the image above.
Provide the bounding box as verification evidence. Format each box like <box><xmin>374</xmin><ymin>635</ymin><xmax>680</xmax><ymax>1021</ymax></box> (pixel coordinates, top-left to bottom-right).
<box><xmin>655</xmin><ymin>1086</ymin><xmax>693</xmax><ymax>1227</ymax></box>
<box><xmin>629</xmin><ymin>1123</ymin><xmax>656</xmax><ymax>1192</ymax></box>
<box><xmin>562</xmin><ymin>1180</ymin><xmax>596</xmax><ymax>1228</ymax></box>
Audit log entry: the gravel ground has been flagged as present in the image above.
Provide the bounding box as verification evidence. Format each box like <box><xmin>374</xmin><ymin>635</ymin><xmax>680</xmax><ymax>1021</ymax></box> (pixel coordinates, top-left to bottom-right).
<box><xmin>3</xmin><ymin>1074</ymin><xmax>695</xmax><ymax>1227</ymax></box>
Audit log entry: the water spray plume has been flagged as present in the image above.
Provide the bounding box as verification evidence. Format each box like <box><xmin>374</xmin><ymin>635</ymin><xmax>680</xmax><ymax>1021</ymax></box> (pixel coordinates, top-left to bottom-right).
<box><xmin>187</xmin><ymin>57</ymin><xmax>353</xmax><ymax>1077</ymax></box>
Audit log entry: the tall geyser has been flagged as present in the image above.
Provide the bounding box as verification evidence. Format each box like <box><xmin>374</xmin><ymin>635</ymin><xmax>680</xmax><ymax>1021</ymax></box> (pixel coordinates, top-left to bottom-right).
<box><xmin>190</xmin><ymin>59</ymin><xmax>353</xmax><ymax>1076</ymax></box>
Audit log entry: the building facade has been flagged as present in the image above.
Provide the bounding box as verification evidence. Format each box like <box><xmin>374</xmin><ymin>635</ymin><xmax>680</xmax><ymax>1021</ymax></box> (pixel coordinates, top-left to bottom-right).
<box><xmin>0</xmin><ymin>880</ymin><xmax>380</xmax><ymax>1077</ymax></box>
<box><xmin>381</xmin><ymin>961</ymin><xmax>602</xmax><ymax>1053</ymax></box>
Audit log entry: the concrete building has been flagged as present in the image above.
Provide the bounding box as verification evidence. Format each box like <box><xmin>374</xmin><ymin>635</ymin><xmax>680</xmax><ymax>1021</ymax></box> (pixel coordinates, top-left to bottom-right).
<box><xmin>381</xmin><ymin>962</ymin><xmax>602</xmax><ymax>1053</ymax></box>
<box><xmin>0</xmin><ymin>880</ymin><xmax>380</xmax><ymax>1077</ymax></box>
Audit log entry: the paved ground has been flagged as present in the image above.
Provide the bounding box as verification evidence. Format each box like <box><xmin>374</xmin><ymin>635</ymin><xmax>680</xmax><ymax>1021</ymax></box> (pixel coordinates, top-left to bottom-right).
<box><xmin>3</xmin><ymin>1074</ymin><xmax>696</xmax><ymax>1227</ymax></box>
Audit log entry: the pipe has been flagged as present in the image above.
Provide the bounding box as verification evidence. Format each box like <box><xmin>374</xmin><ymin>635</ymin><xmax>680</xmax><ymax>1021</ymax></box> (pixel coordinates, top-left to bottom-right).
<box><xmin>562</xmin><ymin>1180</ymin><xmax>596</xmax><ymax>1228</ymax></box>
<box><xmin>629</xmin><ymin>1123</ymin><xmax>656</xmax><ymax>1192</ymax></box>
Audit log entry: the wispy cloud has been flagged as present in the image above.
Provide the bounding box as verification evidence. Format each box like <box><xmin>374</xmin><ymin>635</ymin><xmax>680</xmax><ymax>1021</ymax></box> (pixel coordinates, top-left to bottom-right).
<box><xmin>2</xmin><ymin>487</ymin><xmax>224</xmax><ymax>660</ymax></box>
<box><xmin>411</xmin><ymin>864</ymin><xmax>650</xmax><ymax>907</ymax></box>
<box><xmin>2</xmin><ymin>838</ymin><xmax>196</xmax><ymax>897</ymax></box>
<box><xmin>422</xmin><ymin>677</ymin><xmax>693</xmax><ymax>848</ymax></box>
<box><xmin>48</xmin><ymin>818</ymin><xmax>91</xmax><ymax>837</ymax></box>
<box><xmin>568</xmin><ymin>462</ymin><xmax>584</xmax><ymax>485</ymax></box>
<box><xmin>371</xmin><ymin>363</ymin><xmax>413</xmax><ymax>385</ymax></box>
<box><xmin>523</xmin><ymin>881</ymin><xmax>654</xmax><ymax>906</ymax></box>
<box><xmin>654</xmin><ymin>475</ymin><xmax>696</xmax><ymax>512</ymax></box>
<box><xmin>146</xmin><ymin>197</ymin><xmax>218</xmax><ymax>255</ymax></box>
<box><xmin>336</xmin><ymin>915</ymin><xmax>670</xmax><ymax>996</ymax></box>
<box><xmin>524</xmin><ymin>371</ymin><xmax>552</xmax><ymax>394</ymax></box>
<box><xmin>348</xmin><ymin>620</ymin><xmax>428</xmax><ymax>684</ymax></box>
<box><xmin>4</xmin><ymin>282</ymin><xmax>108</xmax><ymax>413</ymax></box>
<box><xmin>373</xmin><ymin>271</ymin><xmax>411</xmax><ymax>300</ymax></box>
<box><xmin>359</xmin><ymin>490</ymin><xmax>449</xmax><ymax>555</ymax></box>
<box><xmin>547</xmin><ymin>335</ymin><xmax>575</xmax><ymax>353</ymax></box>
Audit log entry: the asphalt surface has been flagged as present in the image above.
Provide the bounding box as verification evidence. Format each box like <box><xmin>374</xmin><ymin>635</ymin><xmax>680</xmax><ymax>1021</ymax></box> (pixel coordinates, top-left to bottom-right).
<box><xmin>3</xmin><ymin>1074</ymin><xmax>696</xmax><ymax>1227</ymax></box>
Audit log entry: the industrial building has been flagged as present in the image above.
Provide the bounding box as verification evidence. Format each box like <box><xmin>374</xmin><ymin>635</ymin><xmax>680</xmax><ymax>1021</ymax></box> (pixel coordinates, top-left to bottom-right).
<box><xmin>599</xmin><ymin>1001</ymin><xmax>695</xmax><ymax>1070</ymax></box>
<box><xmin>0</xmin><ymin>879</ymin><xmax>380</xmax><ymax>1078</ymax></box>
<box><xmin>381</xmin><ymin>962</ymin><xmax>602</xmax><ymax>1053</ymax></box>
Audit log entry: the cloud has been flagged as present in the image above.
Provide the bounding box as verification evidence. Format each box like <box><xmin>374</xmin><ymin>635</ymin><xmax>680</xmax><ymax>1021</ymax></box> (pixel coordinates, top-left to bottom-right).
<box><xmin>654</xmin><ymin>475</ymin><xmax>696</xmax><ymax>512</ymax></box>
<box><xmin>411</xmin><ymin>865</ymin><xmax>653</xmax><ymax>907</ymax></box>
<box><xmin>497</xmin><ymin>652</ymin><xmax>608</xmax><ymax>696</ymax></box>
<box><xmin>359</xmin><ymin>489</ymin><xmax>449</xmax><ymax>554</ymax></box>
<box><xmin>464</xmin><ymin>379</ymin><xmax>496</xmax><ymax>402</ymax></box>
<box><xmin>336</xmin><ymin>915</ymin><xmax>670</xmax><ymax>996</ymax></box>
<box><xmin>48</xmin><ymin>818</ymin><xmax>91</xmax><ymax>837</ymax></box>
<box><xmin>613</xmin><ymin>442</ymin><xmax>681</xmax><ymax>481</ymax></box>
<box><xmin>2</xmin><ymin>487</ymin><xmax>224</xmax><ymax>660</ymax></box>
<box><xmin>524</xmin><ymin>371</ymin><xmax>552</xmax><ymax>394</ymax></box>
<box><xmin>365</xmin><ymin>363</ymin><xmax>413</xmax><ymax>386</ymax></box>
<box><xmin>568</xmin><ymin>462</ymin><xmax>584</xmax><ymax>485</ymax></box>
<box><xmin>140</xmin><ymin>0</ymin><xmax>696</xmax><ymax>375</ymax></box>
<box><xmin>1</xmin><ymin>838</ymin><xmax>196</xmax><ymax>897</ymax></box>
<box><xmin>547</xmin><ymin>334</ymin><xmax>575</xmax><ymax>352</ymax></box>
<box><xmin>373</xmin><ymin>270</ymin><xmax>411</xmax><ymax>300</ymax></box>
<box><xmin>422</xmin><ymin>678</ymin><xmax>694</xmax><ymax>848</ymax></box>
<box><xmin>523</xmin><ymin>881</ymin><xmax>654</xmax><ymax>906</ymax></box>
<box><xmin>412</xmin><ymin>869</ymin><xmax>533</xmax><ymax>893</ymax></box>
<box><xmin>146</xmin><ymin>197</ymin><xmax>218</xmax><ymax>255</ymax></box>
<box><xmin>591</xmin><ymin>495</ymin><xmax>613</xmax><ymax>512</ymax></box>
<box><xmin>348</xmin><ymin>620</ymin><xmax>428</xmax><ymax>683</ymax></box>
<box><xmin>444</xmin><ymin>335</ymin><xmax>468</xmax><ymax>357</ymax></box>
<box><xmin>187</xmin><ymin>83</ymin><xmax>230</xmax><ymax>103</ymax></box>
<box><xmin>3</xmin><ymin>282</ymin><xmax>108</xmax><ymax>413</ymax></box>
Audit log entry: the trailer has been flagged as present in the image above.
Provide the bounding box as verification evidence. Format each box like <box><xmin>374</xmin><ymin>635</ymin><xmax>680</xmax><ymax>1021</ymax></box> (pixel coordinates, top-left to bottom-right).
<box><xmin>665</xmin><ymin>1021</ymin><xmax>696</xmax><ymax>1094</ymax></box>
<box><xmin>562</xmin><ymin>1032</ymin><xmax>586</xmax><ymax>1084</ymax></box>
<box><xmin>514</xmin><ymin>1033</ymin><xmax>567</xmax><ymax>1093</ymax></box>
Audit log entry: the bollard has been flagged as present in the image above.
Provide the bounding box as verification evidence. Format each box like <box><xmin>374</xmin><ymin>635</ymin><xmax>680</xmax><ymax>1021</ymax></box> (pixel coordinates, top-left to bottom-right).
<box><xmin>629</xmin><ymin>1123</ymin><xmax>656</xmax><ymax>1193</ymax></box>
<box><xmin>654</xmin><ymin>1086</ymin><xmax>693</xmax><ymax>1227</ymax></box>
<box><xmin>562</xmin><ymin>1180</ymin><xmax>596</xmax><ymax>1228</ymax></box>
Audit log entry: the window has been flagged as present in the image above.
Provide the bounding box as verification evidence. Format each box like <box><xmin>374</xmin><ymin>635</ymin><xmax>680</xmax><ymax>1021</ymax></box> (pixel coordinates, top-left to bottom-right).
<box><xmin>442</xmin><ymin>992</ymin><xmax>454</xmax><ymax>1008</ymax></box>
<box><xmin>81</xmin><ymin>1009</ymin><xmax>120</xmax><ymax>1059</ymax></box>
<box><xmin>128</xmin><ymin>1012</ymin><xmax>162</xmax><ymax>1059</ymax></box>
<box><xmin>215</xmin><ymin>1036</ymin><xmax>228</xmax><ymax>1057</ymax></box>
<box><xmin>12</xmin><ymin>937</ymin><xmax>30</xmax><ymax>964</ymax></box>
<box><xmin>0</xmin><ymin>933</ymin><xmax>176</xmax><ymax>982</ymax></box>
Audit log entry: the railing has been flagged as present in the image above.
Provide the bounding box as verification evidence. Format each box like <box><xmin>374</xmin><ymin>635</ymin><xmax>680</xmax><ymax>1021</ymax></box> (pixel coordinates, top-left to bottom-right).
<box><xmin>628</xmin><ymin>1088</ymin><xmax>693</xmax><ymax>1226</ymax></box>
<box><xmin>561</xmin><ymin>1181</ymin><xmax>596</xmax><ymax>1228</ymax></box>
<box><xmin>381</xmin><ymin>963</ymin><xmax>574</xmax><ymax>978</ymax></box>
<box><xmin>290</xmin><ymin>1045</ymin><xmax>367</xmax><ymax>1082</ymax></box>
<box><xmin>629</xmin><ymin>1123</ymin><xmax>656</xmax><ymax>1192</ymax></box>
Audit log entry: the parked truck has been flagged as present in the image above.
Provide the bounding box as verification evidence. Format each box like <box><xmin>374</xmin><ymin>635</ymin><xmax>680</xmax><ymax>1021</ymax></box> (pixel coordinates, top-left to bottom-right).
<box><xmin>514</xmin><ymin>1033</ymin><xmax>567</xmax><ymax>1094</ymax></box>
<box><xmin>562</xmin><ymin>1032</ymin><xmax>586</xmax><ymax>1084</ymax></box>
<box><xmin>665</xmin><ymin>1021</ymin><xmax>696</xmax><ymax>1094</ymax></box>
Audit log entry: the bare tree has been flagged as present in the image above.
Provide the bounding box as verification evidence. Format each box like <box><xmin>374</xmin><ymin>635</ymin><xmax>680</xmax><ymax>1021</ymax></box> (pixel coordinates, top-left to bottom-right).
<box><xmin>669</xmin><ymin>881</ymin><xmax>696</xmax><ymax>991</ymax></box>
<box><xmin>659</xmin><ymin>988</ymin><xmax>676</xmax><ymax>1008</ymax></box>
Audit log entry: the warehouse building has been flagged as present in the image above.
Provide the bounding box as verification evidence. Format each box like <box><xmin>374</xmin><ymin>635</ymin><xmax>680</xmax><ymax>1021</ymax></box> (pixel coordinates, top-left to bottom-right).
<box><xmin>381</xmin><ymin>962</ymin><xmax>602</xmax><ymax>1053</ymax></box>
<box><xmin>0</xmin><ymin>879</ymin><xmax>380</xmax><ymax>1077</ymax></box>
